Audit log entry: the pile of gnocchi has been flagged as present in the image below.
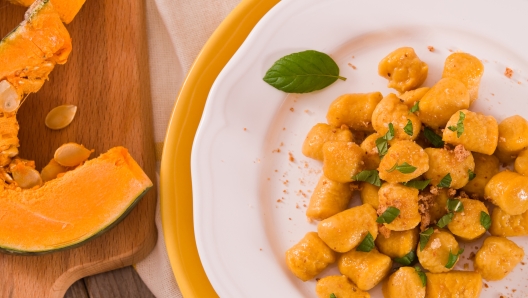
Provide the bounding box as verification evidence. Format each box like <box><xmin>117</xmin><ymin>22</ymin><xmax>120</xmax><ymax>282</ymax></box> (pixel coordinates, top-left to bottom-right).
<box><xmin>285</xmin><ymin>47</ymin><xmax>528</xmax><ymax>297</ymax></box>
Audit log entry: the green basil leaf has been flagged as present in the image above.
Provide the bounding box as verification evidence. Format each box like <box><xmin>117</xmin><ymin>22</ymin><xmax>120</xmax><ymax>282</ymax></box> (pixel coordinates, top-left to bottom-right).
<box><xmin>410</xmin><ymin>101</ymin><xmax>420</xmax><ymax>113</ymax></box>
<box><xmin>419</xmin><ymin>227</ymin><xmax>434</xmax><ymax>251</ymax></box>
<box><xmin>376</xmin><ymin>206</ymin><xmax>400</xmax><ymax>224</ymax></box>
<box><xmin>393</xmin><ymin>250</ymin><xmax>416</xmax><ymax>265</ymax></box>
<box><xmin>330</xmin><ymin>294</ymin><xmax>337</xmax><ymax>298</ymax></box>
<box><xmin>376</xmin><ymin>137</ymin><xmax>389</xmax><ymax>158</ymax></box>
<box><xmin>449</xmin><ymin>111</ymin><xmax>466</xmax><ymax>138</ymax></box>
<box><xmin>445</xmin><ymin>248</ymin><xmax>464</xmax><ymax>269</ymax></box>
<box><xmin>447</xmin><ymin>198</ymin><xmax>464</xmax><ymax>213</ymax></box>
<box><xmin>263</xmin><ymin>50</ymin><xmax>346</xmax><ymax>93</ymax></box>
<box><xmin>468</xmin><ymin>169</ymin><xmax>476</xmax><ymax>181</ymax></box>
<box><xmin>352</xmin><ymin>170</ymin><xmax>381</xmax><ymax>187</ymax></box>
<box><xmin>404</xmin><ymin>119</ymin><xmax>414</xmax><ymax>136</ymax></box>
<box><xmin>437</xmin><ymin>213</ymin><xmax>454</xmax><ymax>228</ymax></box>
<box><xmin>480</xmin><ymin>211</ymin><xmax>491</xmax><ymax>230</ymax></box>
<box><xmin>437</xmin><ymin>173</ymin><xmax>452</xmax><ymax>188</ymax></box>
<box><xmin>387</xmin><ymin>123</ymin><xmax>395</xmax><ymax>140</ymax></box>
<box><xmin>356</xmin><ymin>232</ymin><xmax>375</xmax><ymax>252</ymax></box>
<box><xmin>414</xmin><ymin>266</ymin><xmax>427</xmax><ymax>287</ymax></box>
<box><xmin>376</xmin><ymin>123</ymin><xmax>395</xmax><ymax>158</ymax></box>
<box><xmin>387</xmin><ymin>162</ymin><xmax>417</xmax><ymax>174</ymax></box>
<box><xmin>423</xmin><ymin>127</ymin><xmax>444</xmax><ymax>148</ymax></box>
<box><xmin>403</xmin><ymin>179</ymin><xmax>431</xmax><ymax>190</ymax></box>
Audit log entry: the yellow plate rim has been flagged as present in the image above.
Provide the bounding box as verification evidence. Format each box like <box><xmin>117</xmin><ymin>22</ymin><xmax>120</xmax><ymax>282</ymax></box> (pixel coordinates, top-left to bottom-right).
<box><xmin>160</xmin><ymin>0</ymin><xmax>280</xmax><ymax>296</ymax></box>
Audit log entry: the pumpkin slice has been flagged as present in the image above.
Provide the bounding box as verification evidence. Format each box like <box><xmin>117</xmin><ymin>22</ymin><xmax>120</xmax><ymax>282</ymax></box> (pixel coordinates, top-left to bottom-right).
<box><xmin>7</xmin><ymin>0</ymin><xmax>86</xmax><ymax>24</ymax></box>
<box><xmin>0</xmin><ymin>146</ymin><xmax>152</xmax><ymax>254</ymax></box>
<box><xmin>0</xmin><ymin>0</ymin><xmax>72</xmax><ymax>108</ymax></box>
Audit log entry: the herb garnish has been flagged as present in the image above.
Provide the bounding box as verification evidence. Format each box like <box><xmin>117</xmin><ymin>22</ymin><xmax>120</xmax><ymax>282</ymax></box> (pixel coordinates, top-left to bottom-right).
<box><xmin>394</xmin><ymin>250</ymin><xmax>416</xmax><ymax>265</ymax></box>
<box><xmin>410</xmin><ymin>101</ymin><xmax>420</xmax><ymax>113</ymax></box>
<box><xmin>468</xmin><ymin>169</ymin><xmax>476</xmax><ymax>181</ymax></box>
<box><xmin>404</xmin><ymin>119</ymin><xmax>414</xmax><ymax>136</ymax></box>
<box><xmin>376</xmin><ymin>207</ymin><xmax>400</xmax><ymax>224</ymax></box>
<box><xmin>424</xmin><ymin>127</ymin><xmax>444</xmax><ymax>148</ymax></box>
<box><xmin>403</xmin><ymin>179</ymin><xmax>431</xmax><ymax>190</ymax></box>
<box><xmin>352</xmin><ymin>170</ymin><xmax>381</xmax><ymax>187</ymax></box>
<box><xmin>356</xmin><ymin>232</ymin><xmax>375</xmax><ymax>252</ymax></box>
<box><xmin>437</xmin><ymin>173</ymin><xmax>452</xmax><ymax>188</ymax></box>
<box><xmin>480</xmin><ymin>211</ymin><xmax>491</xmax><ymax>230</ymax></box>
<box><xmin>447</xmin><ymin>111</ymin><xmax>465</xmax><ymax>138</ymax></box>
<box><xmin>419</xmin><ymin>227</ymin><xmax>434</xmax><ymax>251</ymax></box>
<box><xmin>376</xmin><ymin>123</ymin><xmax>395</xmax><ymax>158</ymax></box>
<box><xmin>414</xmin><ymin>266</ymin><xmax>427</xmax><ymax>287</ymax></box>
<box><xmin>387</xmin><ymin>162</ymin><xmax>417</xmax><ymax>174</ymax></box>
<box><xmin>263</xmin><ymin>50</ymin><xmax>346</xmax><ymax>93</ymax></box>
<box><xmin>445</xmin><ymin>248</ymin><xmax>464</xmax><ymax>269</ymax></box>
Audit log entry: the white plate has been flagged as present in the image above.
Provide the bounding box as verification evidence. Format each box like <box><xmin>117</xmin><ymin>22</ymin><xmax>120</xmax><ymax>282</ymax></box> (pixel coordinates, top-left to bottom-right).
<box><xmin>192</xmin><ymin>0</ymin><xmax>528</xmax><ymax>296</ymax></box>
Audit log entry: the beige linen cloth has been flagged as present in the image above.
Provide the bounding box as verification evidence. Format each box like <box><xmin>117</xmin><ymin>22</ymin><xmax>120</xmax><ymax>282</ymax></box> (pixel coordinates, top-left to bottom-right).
<box><xmin>135</xmin><ymin>0</ymin><xmax>241</xmax><ymax>297</ymax></box>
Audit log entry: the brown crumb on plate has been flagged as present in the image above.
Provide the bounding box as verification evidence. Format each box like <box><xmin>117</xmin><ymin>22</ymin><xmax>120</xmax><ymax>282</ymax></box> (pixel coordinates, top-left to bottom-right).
<box><xmin>427</xmin><ymin>46</ymin><xmax>434</xmax><ymax>52</ymax></box>
<box><xmin>347</xmin><ymin>63</ymin><xmax>357</xmax><ymax>70</ymax></box>
<box><xmin>505</xmin><ymin>67</ymin><xmax>513</xmax><ymax>78</ymax></box>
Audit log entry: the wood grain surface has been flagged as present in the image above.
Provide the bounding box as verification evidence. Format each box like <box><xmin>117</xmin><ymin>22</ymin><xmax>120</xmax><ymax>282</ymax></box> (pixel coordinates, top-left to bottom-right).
<box><xmin>0</xmin><ymin>0</ymin><xmax>158</xmax><ymax>297</ymax></box>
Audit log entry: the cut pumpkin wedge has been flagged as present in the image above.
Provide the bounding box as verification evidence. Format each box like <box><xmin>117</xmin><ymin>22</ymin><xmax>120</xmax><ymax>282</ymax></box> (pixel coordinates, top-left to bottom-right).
<box><xmin>7</xmin><ymin>0</ymin><xmax>86</xmax><ymax>24</ymax></box>
<box><xmin>0</xmin><ymin>147</ymin><xmax>153</xmax><ymax>254</ymax></box>
<box><xmin>0</xmin><ymin>0</ymin><xmax>72</xmax><ymax>105</ymax></box>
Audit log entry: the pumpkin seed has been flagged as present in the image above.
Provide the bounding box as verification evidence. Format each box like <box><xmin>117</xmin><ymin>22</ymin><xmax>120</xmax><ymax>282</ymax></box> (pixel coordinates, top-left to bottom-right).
<box><xmin>0</xmin><ymin>168</ymin><xmax>13</xmax><ymax>183</ymax></box>
<box><xmin>0</xmin><ymin>80</ymin><xmax>21</xmax><ymax>113</ymax></box>
<box><xmin>54</xmin><ymin>143</ymin><xmax>92</xmax><ymax>167</ymax></box>
<box><xmin>41</xmin><ymin>159</ymin><xmax>68</xmax><ymax>183</ymax></box>
<box><xmin>45</xmin><ymin>105</ymin><xmax>77</xmax><ymax>130</ymax></box>
<box><xmin>12</xmin><ymin>164</ymin><xmax>42</xmax><ymax>189</ymax></box>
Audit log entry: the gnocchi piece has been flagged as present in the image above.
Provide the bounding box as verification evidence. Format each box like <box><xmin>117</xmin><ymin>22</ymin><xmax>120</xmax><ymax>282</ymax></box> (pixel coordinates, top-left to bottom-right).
<box><xmin>318</xmin><ymin>204</ymin><xmax>378</xmax><ymax>253</ymax></box>
<box><xmin>425</xmin><ymin>271</ymin><xmax>482</xmax><ymax>298</ymax></box>
<box><xmin>399</xmin><ymin>87</ymin><xmax>430</xmax><ymax>109</ymax></box>
<box><xmin>382</xmin><ymin>267</ymin><xmax>426</xmax><ymax>298</ymax></box>
<box><xmin>378</xmin><ymin>140</ymin><xmax>429</xmax><ymax>183</ymax></box>
<box><xmin>322</xmin><ymin>141</ymin><xmax>365</xmax><ymax>183</ymax></box>
<box><xmin>514</xmin><ymin>148</ymin><xmax>528</xmax><ymax>176</ymax></box>
<box><xmin>378</xmin><ymin>47</ymin><xmax>428</xmax><ymax>93</ymax></box>
<box><xmin>423</xmin><ymin>147</ymin><xmax>475</xmax><ymax>189</ymax></box>
<box><xmin>462</xmin><ymin>152</ymin><xmax>500</xmax><ymax>198</ymax></box>
<box><xmin>326</xmin><ymin>92</ymin><xmax>383</xmax><ymax>131</ymax></box>
<box><xmin>378</xmin><ymin>183</ymin><xmax>421</xmax><ymax>231</ymax></box>
<box><xmin>497</xmin><ymin>115</ymin><xmax>528</xmax><ymax>157</ymax></box>
<box><xmin>360</xmin><ymin>133</ymin><xmax>381</xmax><ymax>170</ymax></box>
<box><xmin>315</xmin><ymin>275</ymin><xmax>370</xmax><ymax>298</ymax></box>
<box><xmin>371</xmin><ymin>94</ymin><xmax>421</xmax><ymax>142</ymax></box>
<box><xmin>418</xmin><ymin>78</ymin><xmax>470</xmax><ymax>129</ymax></box>
<box><xmin>375</xmin><ymin>227</ymin><xmax>419</xmax><ymax>258</ymax></box>
<box><xmin>474</xmin><ymin>236</ymin><xmax>524</xmax><ymax>281</ymax></box>
<box><xmin>442</xmin><ymin>110</ymin><xmax>498</xmax><ymax>155</ymax></box>
<box><xmin>285</xmin><ymin>232</ymin><xmax>337</xmax><ymax>281</ymax></box>
<box><xmin>417</xmin><ymin>229</ymin><xmax>460</xmax><ymax>273</ymax></box>
<box><xmin>489</xmin><ymin>207</ymin><xmax>528</xmax><ymax>237</ymax></box>
<box><xmin>306</xmin><ymin>175</ymin><xmax>353</xmax><ymax>221</ymax></box>
<box><xmin>446</xmin><ymin>198</ymin><xmax>489</xmax><ymax>241</ymax></box>
<box><xmin>442</xmin><ymin>52</ymin><xmax>484</xmax><ymax>105</ymax></box>
<box><xmin>494</xmin><ymin>147</ymin><xmax>517</xmax><ymax>164</ymax></box>
<box><xmin>484</xmin><ymin>170</ymin><xmax>528</xmax><ymax>215</ymax></box>
<box><xmin>359</xmin><ymin>182</ymin><xmax>379</xmax><ymax>209</ymax></box>
<box><xmin>338</xmin><ymin>248</ymin><xmax>392</xmax><ymax>291</ymax></box>
<box><xmin>302</xmin><ymin>123</ymin><xmax>354</xmax><ymax>161</ymax></box>
<box><xmin>427</xmin><ymin>188</ymin><xmax>449</xmax><ymax>223</ymax></box>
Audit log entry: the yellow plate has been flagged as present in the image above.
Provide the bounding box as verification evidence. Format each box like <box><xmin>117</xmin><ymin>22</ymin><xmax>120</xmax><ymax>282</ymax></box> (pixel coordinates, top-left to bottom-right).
<box><xmin>160</xmin><ymin>0</ymin><xmax>280</xmax><ymax>296</ymax></box>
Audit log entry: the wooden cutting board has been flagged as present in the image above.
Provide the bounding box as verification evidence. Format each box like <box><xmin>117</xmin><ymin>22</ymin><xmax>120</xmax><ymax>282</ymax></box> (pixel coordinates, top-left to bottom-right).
<box><xmin>0</xmin><ymin>1</ymin><xmax>157</xmax><ymax>297</ymax></box>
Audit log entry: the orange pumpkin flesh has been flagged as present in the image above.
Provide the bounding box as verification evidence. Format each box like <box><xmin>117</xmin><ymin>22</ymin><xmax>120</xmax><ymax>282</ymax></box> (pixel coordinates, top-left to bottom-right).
<box><xmin>0</xmin><ymin>0</ymin><xmax>72</xmax><ymax>99</ymax></box>
<box><xmin>0</xmin><ymin>147</ymin><xmax>153</xmax><ymax>254</ymax></box>
<box><xmin>7</xmin><ymin>0</ymin><xmax>86</xmax><ymax>24</ymax></box>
